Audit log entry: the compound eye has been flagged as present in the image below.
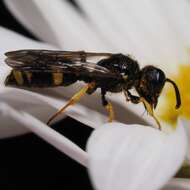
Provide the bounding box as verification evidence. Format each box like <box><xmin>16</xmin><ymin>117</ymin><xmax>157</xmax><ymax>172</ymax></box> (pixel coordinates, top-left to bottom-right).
<box><xmin>155</xmin><ymin>72</ymin><xmax>160</xmax><ymax>81</ymax></box>
<box><xmin>152</xmin><ymin>71</ymin><xmax>161</xmax><ymax>83</ymax></box>
<box><xmin>148</xmin><ymin>70</ymin><xmax>165</xmax><ymax>86</ymax></box>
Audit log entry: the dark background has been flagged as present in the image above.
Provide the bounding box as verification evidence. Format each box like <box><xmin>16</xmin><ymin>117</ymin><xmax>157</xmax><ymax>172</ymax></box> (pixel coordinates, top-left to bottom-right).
<box><xmin>0</xmin><ymin>1</ymin><xmax>94</xmax><ymax>190</ymax></box>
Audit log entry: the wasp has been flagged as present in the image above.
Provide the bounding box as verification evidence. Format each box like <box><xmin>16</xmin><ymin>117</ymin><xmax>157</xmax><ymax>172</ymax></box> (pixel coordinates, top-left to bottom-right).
<box><xmin>4</xmin><ymin>49</ymin><xmax>181</xmax><ymax>129</ymax></box>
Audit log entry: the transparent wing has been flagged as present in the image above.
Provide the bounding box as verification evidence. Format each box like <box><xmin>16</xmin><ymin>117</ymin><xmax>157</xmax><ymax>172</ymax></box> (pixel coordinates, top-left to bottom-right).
<box><xmin>5</xmin><ymin>49</ymin><xmax>113</xmax><ymax>66</ymax></box>
<box><xmin>5</xmin><ymin>49</ymin><xmax>120</xmax><ymax>79</ymax></box>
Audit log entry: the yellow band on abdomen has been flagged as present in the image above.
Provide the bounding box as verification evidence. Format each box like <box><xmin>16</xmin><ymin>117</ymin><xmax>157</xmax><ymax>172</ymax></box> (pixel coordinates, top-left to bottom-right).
<box><xmin>53</xmin><ymin>72</ymin><xmax>63</xmax><ymax>85</ymax></box>
<box><xmin>13</xmin><ymin>70</ymin><xmax>24</xmax><ymax>85</ymax></box>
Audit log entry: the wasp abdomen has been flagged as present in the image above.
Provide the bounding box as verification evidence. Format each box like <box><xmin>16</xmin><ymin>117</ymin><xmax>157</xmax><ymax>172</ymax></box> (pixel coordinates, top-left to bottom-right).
<box><xmin>5</xmin><ymin>70</ymin><xmax>77</xmax><ymax>88</ymax></box>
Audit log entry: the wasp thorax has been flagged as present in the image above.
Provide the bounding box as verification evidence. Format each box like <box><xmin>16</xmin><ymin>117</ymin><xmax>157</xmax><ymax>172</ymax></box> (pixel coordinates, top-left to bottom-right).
<box><xmin>97</xmin><ymin>54</ymin><xmax>140</xmax><ymax>76</ymax></box>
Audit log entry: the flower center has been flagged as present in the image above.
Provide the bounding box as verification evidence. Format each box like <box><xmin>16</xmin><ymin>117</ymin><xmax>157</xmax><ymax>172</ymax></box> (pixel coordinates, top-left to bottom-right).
<box><xmin>156</xmin><ymin>65</ymin><xmax>190</xmax><ymax>126</ymax></box>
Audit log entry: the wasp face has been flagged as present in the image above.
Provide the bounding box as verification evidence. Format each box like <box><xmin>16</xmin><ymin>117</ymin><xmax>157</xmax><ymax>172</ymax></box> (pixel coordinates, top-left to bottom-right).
<box><xmin>136</xmin><ymin>66</ymin><xmax>166</xmax><ymax>109</ymax></box>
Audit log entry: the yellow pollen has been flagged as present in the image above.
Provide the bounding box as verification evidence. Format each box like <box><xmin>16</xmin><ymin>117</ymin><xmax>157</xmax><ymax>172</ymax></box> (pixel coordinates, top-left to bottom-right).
<box><xmin>157</xmin><ymin>65</ymin><xmax>190</xmax><ymax>127</ymax></box>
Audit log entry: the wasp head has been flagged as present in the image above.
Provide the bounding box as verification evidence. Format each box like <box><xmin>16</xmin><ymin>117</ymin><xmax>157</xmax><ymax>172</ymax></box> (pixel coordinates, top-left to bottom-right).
<box><xmin>136</xmin><ymin>66</ymin><xmax>181</xmax><ymax>110</ymax></box>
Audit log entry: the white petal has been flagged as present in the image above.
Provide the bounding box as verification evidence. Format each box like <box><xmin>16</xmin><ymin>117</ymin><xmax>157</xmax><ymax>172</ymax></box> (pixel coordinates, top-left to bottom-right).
<box><xmin>4</xmin><ymin>0</ymin><xmax>109</xmax><ymax>50</ymax></box>
<box><xmin>4</xmin><ymin>0</ymin><xmax>59</xmax><ymax>47</ymax></box>
<box><xmin>180</xmin><ymin>118</ymin><xmax>190</xmax><ymax>162</ymax></box>
<box><xmin>73</xmin><ymin>0</ymin><xmax>190</xmax><ymax>71</ymax></box>
<box><xmin>0</xmin><ymin>103</ymin><xmax>88</xmax><ymax>166</ymax></box>
<box><xmin>87</xmin><ymin>122</ymin><xmax>187</xmax><ymax>190</ymax></box>
<box><xmin>163</xmin><ymin>178</ymin><xmax>190</xmax><ymax>190</ymax></box>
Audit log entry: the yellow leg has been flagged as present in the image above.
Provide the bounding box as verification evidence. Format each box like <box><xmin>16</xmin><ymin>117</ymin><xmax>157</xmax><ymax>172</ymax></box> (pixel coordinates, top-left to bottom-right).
<box><xmin>105</xmin><ymin>102</ymin><xmax>115</xmax><ymax>122</ymax></box>
<box><xmin>140</xmin><ymin>97</ymin><xmax>161</xmax><ymax>130</ymax></box>
<box><xmin>47</xmin><ymin>82</ymin><xmax>95</xmax><ymax>125</ymax></box>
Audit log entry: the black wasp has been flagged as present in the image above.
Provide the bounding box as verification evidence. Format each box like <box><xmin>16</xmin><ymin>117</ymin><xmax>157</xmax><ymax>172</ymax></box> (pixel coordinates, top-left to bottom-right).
<box><xmin>4</xmin><ymin>50</ymin><xmax>181</xmax><ymax>129</ymax></box>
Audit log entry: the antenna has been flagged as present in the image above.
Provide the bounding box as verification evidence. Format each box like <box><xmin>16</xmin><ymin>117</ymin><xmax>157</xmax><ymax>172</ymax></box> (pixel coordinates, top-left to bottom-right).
<box><xmin>165</xmin><ymin>78</ymin><xmax>181</xmax><ymax>109</ymax></box>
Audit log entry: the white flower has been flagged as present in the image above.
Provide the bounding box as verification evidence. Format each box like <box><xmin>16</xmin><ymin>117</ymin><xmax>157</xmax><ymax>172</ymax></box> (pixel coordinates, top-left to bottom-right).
<box><xmin>0</xmin><ymin>0</ymin><xmax>190</xmax><ymax>189</ymax></box>
<box><xmin>87</xmin><ymin>122</ymin><xmax>187</xmax><ymax>190</ymax></box>
<box><xmin>0</xmin><ymin>103</ymin><xmax>188</xmax><ymax>190</ymax></box>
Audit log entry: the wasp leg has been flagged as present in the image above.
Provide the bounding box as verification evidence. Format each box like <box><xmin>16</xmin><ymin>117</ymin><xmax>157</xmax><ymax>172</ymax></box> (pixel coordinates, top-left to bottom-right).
<box><xmin>139</xmin><ymin>97</ymin><xmax>161</xmax><ymax>130</ymax></box>
<box><xmin>124</xmin><ymin>91</ymin><xmax>161</xmax><ymax>130</ymax></box>
<box><xmin>47</xmin><ymin>82</ymin><xmax>96</xmax><ymax>125</ymax></box>
<box><xmin>124</xmin><ymin>90</ymin><xmax>140</xmax><ymax>103</ymax></box>
<box><xmin>101</xmin><ymin>90</ymin><xmax>115</xmax><ymax>122</ymax></box>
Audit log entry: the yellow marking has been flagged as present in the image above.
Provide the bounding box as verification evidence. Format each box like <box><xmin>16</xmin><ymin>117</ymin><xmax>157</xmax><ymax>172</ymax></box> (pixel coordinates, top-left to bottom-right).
<box><xmin>123</xmin><ymin>75</ymin><xmax>128</xmax><ymax>80</ymax></box>
<box><xmin>157</xmin><ymin>65</ymin><xmax>190</xmax><ymax>127</ymax></box>
<box><xmin>53</xmin><ymin>72</ymin><xmax>63</xmax><ymax>85</ymax></box>
<box><xmin>140</xmin><ymin>97</ymin><xmax>161</xmax><ymax>130</ymax></box>
<box><xmin>105</xmin><ymin>102</ymin><xmax>115</xmax><ymax>122</ymax></box>
<box><xmin>47</xmin><ymin>82</ymin><xmax>96</xmax><ymax>125</ymax></box>
<box><xmin>13</xmin><ymin>70</ymin><xmax>24</xmax><ymax>85</ymax></box>
<box><xmin>25</xmin><ymin>72</ymin><xmax>32</xmax><ymax>83</ymax></box>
